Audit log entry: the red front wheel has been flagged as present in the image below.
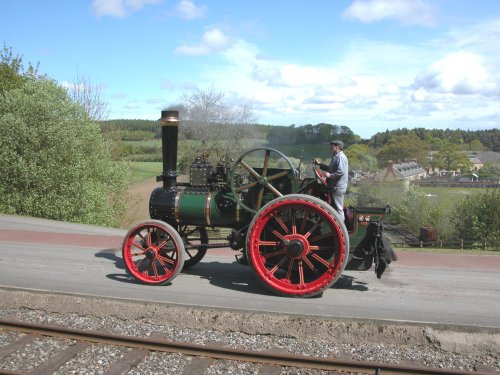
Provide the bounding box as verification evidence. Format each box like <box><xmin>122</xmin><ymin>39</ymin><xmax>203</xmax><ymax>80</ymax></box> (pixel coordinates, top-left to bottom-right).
<box><xmin>122</xmin><ymin>220</ymin><xmax>185</xmax><ymax>285</ymax></box>
<box><xmin>246</xmin><ymin>194</ymin><xmax>348</xmax><ymax>297</ymax></box>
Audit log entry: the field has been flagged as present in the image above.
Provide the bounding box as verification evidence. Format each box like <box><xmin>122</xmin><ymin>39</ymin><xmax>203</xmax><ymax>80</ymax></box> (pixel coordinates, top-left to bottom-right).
<box><xmin>127</xmin><ymin>161</ymin><xmax>162</xmax><ymax>183</ymax></box>
<box><xmin>418</xmin><ymin>186</ymin><xmax>484</xmax><ymax>211</ymax></box>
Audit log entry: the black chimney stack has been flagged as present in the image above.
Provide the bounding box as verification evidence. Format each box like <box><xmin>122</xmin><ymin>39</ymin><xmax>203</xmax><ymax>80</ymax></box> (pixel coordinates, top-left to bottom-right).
<box><xmin>159</xmin><ymin>110</ymin><xmax>179</xmax><ymax>190</ymax></box>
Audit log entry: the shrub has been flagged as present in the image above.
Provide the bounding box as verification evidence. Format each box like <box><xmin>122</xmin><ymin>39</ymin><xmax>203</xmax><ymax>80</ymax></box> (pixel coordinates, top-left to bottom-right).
<box><xmin>0</xmin><ymin>78</ymin><xmax>128</xmax><ymax>226</ymax></box>
<box><xmin>452</xmin><ymin>189</ymin><xmax>500</xmax><ymax>248</ymax></box>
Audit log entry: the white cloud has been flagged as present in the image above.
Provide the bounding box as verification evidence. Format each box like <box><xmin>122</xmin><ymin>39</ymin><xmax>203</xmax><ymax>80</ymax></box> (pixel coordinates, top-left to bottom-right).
<box><xmin>413</xmin><ymin>52</ymin><xmax>497</xmax><ymax>97</ymax></box>
<box><xmin>175</xmin><ymin>28</ymin><xmax>230</xmax><ymax>55</ymax></box>
<box><xmin>164</xmin><ymin>17</ymin><xmax>499</xmax><ymax>135</ymax></box>
<box><xmin>175</xmin><ymin>0</ymin><xmax>206</xmax><ymax>20</ymax></box>
<box><xmin>91</xmin><ymin>0</ymin><xmax>161</xmax><ymax>18</ymax></box>
<box><xmin>273</xmin><ymin>64</ymin><xmax>343</xmax><ymax>87</ymax></box>
<box><xmin>343</xmin><ymin>0</ymin><xmax>436</xmax><ymax>26</ymax></box>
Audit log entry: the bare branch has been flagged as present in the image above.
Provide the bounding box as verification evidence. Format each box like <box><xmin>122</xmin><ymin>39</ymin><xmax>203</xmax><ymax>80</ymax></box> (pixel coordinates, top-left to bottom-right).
<box><xmin>66</xmin><ymin>71</ymin><xmax>109</xmax><ymax>121</ymax></box>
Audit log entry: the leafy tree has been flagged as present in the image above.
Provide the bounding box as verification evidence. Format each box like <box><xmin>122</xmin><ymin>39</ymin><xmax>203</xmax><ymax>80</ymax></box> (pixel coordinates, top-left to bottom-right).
<box><xmin>477</xmin><ymin>162</ymin><xmax>500</xmax><ymax>180</ymax></box>
<box><xmin>376</xmin><ymin>134</ymin><xmax>429</xmax><ymax>167</ymax></box>
<box><xmin>432</xmin><ymin>140</ymin><xmax>472</xmax><ymax>174</ymax></box>
<box><xmin>452</xmin><ymin>189</ymin><xmax>499</xmax><ymax>248</ymax></box>
<box><xmin>0</xmin><ymin>78</ymin><xmax>128</xmax><ymax>226</ymax></box>
<box><xmin>468</xmin><ymin>139</ymin><xmax>487</xmax><ymax>152</ymax></box>
<box><xmin>0</xmin><ymin>44</ymin><xmax>39</xmax><ymax>95</ymax></box>
<box><xmin>344</xmin><ymin>144</ymin><xmax>378</xmax><ymax>172</ymax></box>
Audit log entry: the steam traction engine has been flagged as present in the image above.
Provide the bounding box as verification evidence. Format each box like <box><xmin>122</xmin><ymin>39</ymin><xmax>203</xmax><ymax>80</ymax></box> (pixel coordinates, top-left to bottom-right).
<box><xmin>122</xmin><ymin>111</ymin><xmax>396</xmax><ymax>298</ymax></box>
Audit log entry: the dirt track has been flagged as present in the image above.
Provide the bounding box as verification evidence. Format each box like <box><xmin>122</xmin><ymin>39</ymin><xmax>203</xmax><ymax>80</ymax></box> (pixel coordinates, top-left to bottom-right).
<box><xmin>121</xmin><ymin>178</ymin><xmax>159</xmax><ymax>228</ymax></box>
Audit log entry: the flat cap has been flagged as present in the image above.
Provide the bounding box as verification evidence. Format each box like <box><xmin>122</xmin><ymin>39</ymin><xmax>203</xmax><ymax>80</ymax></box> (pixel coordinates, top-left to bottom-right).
<box><xmin>329</xmin><ymin>140</ymin><xmax>344</xmax><ymax>149</ymax></box>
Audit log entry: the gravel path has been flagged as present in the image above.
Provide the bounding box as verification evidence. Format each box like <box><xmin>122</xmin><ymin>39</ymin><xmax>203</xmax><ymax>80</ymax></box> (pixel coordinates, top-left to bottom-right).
<box><xmin>0</xmin><ymin>289</ymin><xmax>499</xmax><ymax>374</ymax></box>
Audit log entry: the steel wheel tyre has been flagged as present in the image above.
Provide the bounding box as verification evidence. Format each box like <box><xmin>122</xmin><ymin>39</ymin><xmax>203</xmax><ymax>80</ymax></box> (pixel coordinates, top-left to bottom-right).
<box><xmin>122</xmin><ymin>220</ymin><xmax>185</xmax><ymax>285</ymax></box>
<box><xmin>246</xmin><ymin>194</ymin><xmax>349</xmax><ymax>297</ymax></box>
<box><xmin>179</xmin><ymin>225</ymin><xmax>208</xmax><ymax>269</ymax></box>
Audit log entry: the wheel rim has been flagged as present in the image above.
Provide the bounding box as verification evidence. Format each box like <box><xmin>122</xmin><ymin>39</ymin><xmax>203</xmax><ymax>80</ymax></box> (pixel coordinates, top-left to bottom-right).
<box><xmin>230</xmin><ymin>147</ymin><xmax>296</xmax><ymax>213</ymax></box>
<box><xmin>123</xmin><ymin>222</ymin><xmax>184</xmax><ymax>284</ymax></box>
<box><xmin>179</xmin><ymin>225</ymin><xmax>208</xmax><ymax>268</ymax></box>
<box><xmin>247</xmin><ymin>197</ymin><xmax>346</xmax><ymax>296</ymax></box>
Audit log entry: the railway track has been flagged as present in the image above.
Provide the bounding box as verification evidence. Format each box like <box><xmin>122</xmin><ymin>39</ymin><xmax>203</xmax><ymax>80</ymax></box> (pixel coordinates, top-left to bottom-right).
<box><xmin>0</xmin><ymin>319</ymin><xmax>485</xmax><ymax>375</ymax></box>
<box><xmin>382</xmin><ymin>219</ymin><xmax>420</xmax><ymax>245</ymax></box>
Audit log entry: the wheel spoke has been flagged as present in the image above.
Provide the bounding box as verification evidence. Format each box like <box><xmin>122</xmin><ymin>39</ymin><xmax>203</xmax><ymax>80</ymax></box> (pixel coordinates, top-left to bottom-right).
<box><xmin>156</xmin><ymin>238</ymin><xmax>171</xmax><ymax>250</ymax></box>
<box><xmin>146</xmin><ymin>229</ymin><xmax>153</xmax><ymax>247</ymax></box>
<box><xmin>135</xmin><ymin>257</ymin><xmax>147</xmax><ymax>270</ymax></box>
<box><xmin>309</xmin><ymin>245</ymin><xmax>331</xmax><ymax>251</ymax></box>
<box><xmin>269</xmin><ymin>256</ymin><xmax>288</xmax><ymax>275</ymax></box>
<box><xmin>258</xmin><ymin>240</ymin><xmax>279</xmax><ymax>246</ymax></box>
<box><xmin>235</xmin><ymin>181</ymin><xmax>257</xmax><ymax>192</ymax></box>
<box><xmin>130</xmin><ymin>241</ymin><xmax>146</xmax><ymax>253</ymax></box>
<box><xmin>240</xmin><ymin>160</ymin><xmax>262</xmax><ymax>180</ymax></box>
<box><xmin>271</xmin><ymin>229</ymin><xmax>286</xmax><ymax>241</ymax></box>
<box><xmin>157</xmin><ymin>254</ymin><xmax>176</xmax><ymax>265</ymax></box>
<box><xmin>286</xmin><ymin>259</ymin><xmax>294</xmax><ymax>280</ymax></box>
<box><xmin>302</xmin><ymin>256</ymin><xmax>318</xmax><ymax>274</ymax></box>
<box><xmin>263</xmin><ymin>249</ymin><xmax>287</xmax><ymax>259</ymax></box>
<box><xmin>310</xmin><ymin>231</ymin><xmax>334</xmax><ymax>242</ymax></box>
<box><xmin>298</xmin><ymin>261</ymin><xmax>305</xmax><ymax>285</ymax></box>
<box><xmin>299</xmin><ymin>214</ymin><xmax>308</xmax><ymax>234</ymax></box>
<box><xmin>266</xmin><ymin>170</ymin><xmax>289</xmax><ymax>182</ymax></box>
<box><xmin>256</xmin><ymin>187</ymin><xmax>265</xmax><ymax>209</ymax></box>
<box><xmin>262</xmin><ymin>149</ymin><xmax>270</xmax><ymax>177</ymax></box>
<box><xmin>265</xmin><ymin>182</ymin><xmax>283</xmax><ymax>197</ymax></box>
<box><xmin>274</xmin><ymin>216</ymin><xmax>289</xmax><ymax>234</ymax></box>
<box><xmin>180</xmin><ymin>226</ymin><xmax>208</xmax><ymax>269</ymax></box>
<box><xmin>151</xmin><ymin>261</ymin><xmax>160</xmax><ymax>278</ymax></box>
<box><xmin>310</xmin><ymin>253</ymin><xmax>331</xmax><ymax>268</ymax></box>
<box><xmin>290</xmin><ymin>209</ymin><xmax>297</xmax><ymax>234</ymax></box>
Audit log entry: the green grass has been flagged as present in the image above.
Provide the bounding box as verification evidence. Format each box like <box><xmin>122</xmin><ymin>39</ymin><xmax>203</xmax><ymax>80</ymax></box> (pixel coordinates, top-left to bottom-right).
<box><xmin>418</xmin><ymin>187</ymin><xmax>484</xmax><ymax>211</ymax></box>
<box><xmin>124</xmin><ymin>140</ymin><xmax>162</xmax><ymax>147</ymax></box>
<box><xmin>128</xmin><ymin>161</ymin><xmax>162</xmax><ymax>183</ymax></box>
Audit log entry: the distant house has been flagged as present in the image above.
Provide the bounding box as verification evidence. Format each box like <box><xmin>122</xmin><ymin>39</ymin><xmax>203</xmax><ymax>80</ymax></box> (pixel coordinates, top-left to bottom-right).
<box><xmin>468</xmin><ymin>154</ymin><xmax>484</xmax><ymax>172</ymax></box>
<box><xmin>349</xmin><ymin>169</ymin><xmax>362</xmax><ymax>183</ymax></box>
<box><xmin>476</xmin><ymin>151</ymin><xmax>500</xmax><ymax>163</ymax></box>
<box><xmin>375</xmin><ymin>160</ymin><xmax>427</xmax><ymax>181</ymax></box>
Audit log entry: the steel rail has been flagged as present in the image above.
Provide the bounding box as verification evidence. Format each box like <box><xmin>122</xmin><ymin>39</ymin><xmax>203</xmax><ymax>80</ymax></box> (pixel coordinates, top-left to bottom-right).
<box><xmin>0</xmin><ymin>318</ymin><xmax>484</xmax><ymax>375</ymax></box>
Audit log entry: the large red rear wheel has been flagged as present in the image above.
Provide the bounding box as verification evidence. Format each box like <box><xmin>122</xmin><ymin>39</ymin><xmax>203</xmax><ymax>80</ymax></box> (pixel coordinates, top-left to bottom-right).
<box><xmin>246</xmin><ymin>194</ymin><xmax>348</xmax><ymax>297</ymax></box>
<box><xmin>122</xmin><ymin>220</ymin><xmax>185</xmax><ymax>285</ymax></box>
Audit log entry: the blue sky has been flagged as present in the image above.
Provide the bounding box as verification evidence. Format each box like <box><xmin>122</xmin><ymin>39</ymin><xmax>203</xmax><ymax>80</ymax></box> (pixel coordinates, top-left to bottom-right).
<box><xmin>1</xmin><ymin>0</ymin><xmax>499</xmax><ymax>138</ymax></box>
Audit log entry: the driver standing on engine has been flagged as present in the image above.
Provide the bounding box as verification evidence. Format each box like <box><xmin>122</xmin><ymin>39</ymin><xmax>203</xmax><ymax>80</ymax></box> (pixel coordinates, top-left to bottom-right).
<box><xmin>313</xmin><ymin>140</ymin><xmax>349</xmax><ymax>222</ymax></box>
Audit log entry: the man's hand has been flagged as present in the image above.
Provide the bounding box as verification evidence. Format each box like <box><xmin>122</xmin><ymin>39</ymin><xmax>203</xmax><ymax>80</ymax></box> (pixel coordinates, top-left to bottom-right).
<box><xmin>325</xmin><ymin>172</ymin><xmax>331</xmax><ymax>178</ymax></box>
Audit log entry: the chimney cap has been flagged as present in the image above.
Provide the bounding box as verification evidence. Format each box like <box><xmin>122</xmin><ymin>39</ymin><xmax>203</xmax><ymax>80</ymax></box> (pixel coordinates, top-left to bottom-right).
<box><xmin>160</xmin><ymin>110</ymin><xmax>179</xmax><ymax>123</ymax></box>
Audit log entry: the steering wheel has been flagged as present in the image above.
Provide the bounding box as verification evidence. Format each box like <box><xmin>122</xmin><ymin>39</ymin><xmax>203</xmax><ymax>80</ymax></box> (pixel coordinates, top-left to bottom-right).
<box><xmin>229</xmin><ymin>147</ymin><xmax>296</xmax><ymax>213</ymax></box>
<box><xmin>313</xmin><ymin>163</ymin><xmax>329</xmax><ymax>187</ymax></box>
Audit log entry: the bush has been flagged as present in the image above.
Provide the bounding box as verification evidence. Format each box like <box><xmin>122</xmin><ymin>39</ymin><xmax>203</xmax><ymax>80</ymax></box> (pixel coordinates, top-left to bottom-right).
<box><xmin>0</xmin><ymin>78</ymin><xmax>128</xmax><ymax>226</ymax></box>
<box><xmin>452</xmin><ymin>189</ymin><xmax>500</xmax><ymax>247</ymax></box>
<box><xmin>390</xmin><ymin>185</ymin><xmax>444</xmax><ymax>237</ymax></box>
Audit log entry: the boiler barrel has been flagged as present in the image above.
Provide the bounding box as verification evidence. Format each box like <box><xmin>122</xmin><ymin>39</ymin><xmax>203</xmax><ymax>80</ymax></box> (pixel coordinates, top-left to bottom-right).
<box><xmin>149</xmin><ymin>187</ymin><xmax>249</xmax><ymax>228</ymax></box>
